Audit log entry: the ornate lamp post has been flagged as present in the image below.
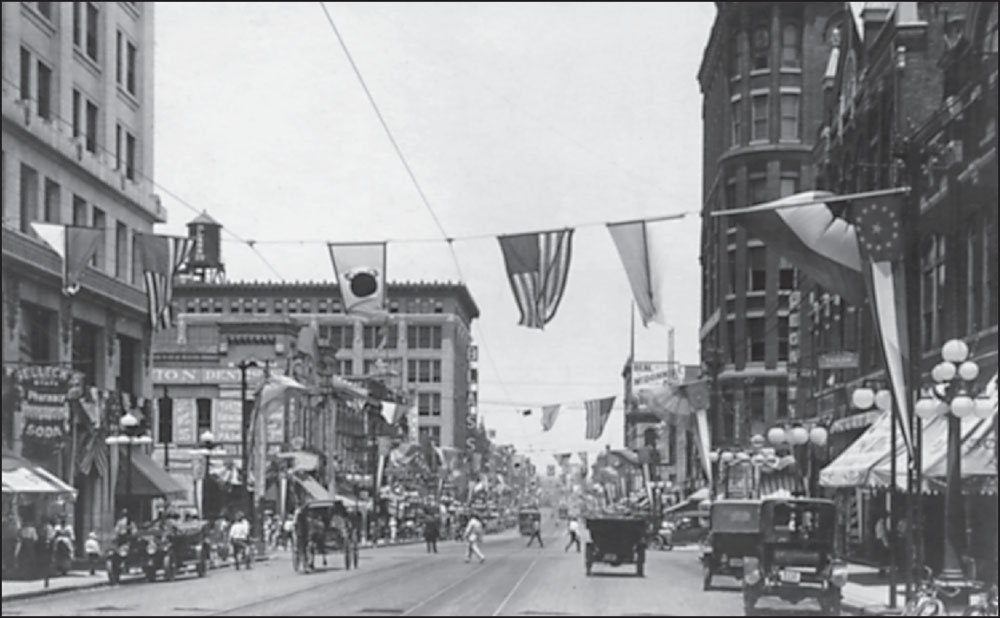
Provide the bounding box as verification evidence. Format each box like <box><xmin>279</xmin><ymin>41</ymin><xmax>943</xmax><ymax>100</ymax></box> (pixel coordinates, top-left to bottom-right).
<box><xmin>914</xmin><ymin>338</ymin><xmax>984</xmax><ymax>583</ymax></box>
<box><xmin>105</xmin><ymin>411</ymin><xmax>153</xmax><ymax>523</ymax></box>
<box><xmin>196</xmin><ymin>430</ymin><xmax>221</xmax><ymax>520</ymax></box>
<box><xmin>235</xmin><ymin>359</ymin><xmax>259</xmax><ymax>539</ymax></box>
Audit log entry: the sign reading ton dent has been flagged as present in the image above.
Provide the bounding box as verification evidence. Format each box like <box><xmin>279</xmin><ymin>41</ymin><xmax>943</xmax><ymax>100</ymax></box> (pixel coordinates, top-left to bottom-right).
<box><xmin>152</xmin><ymin>367</ymin><xmax>283</xmax><ymax>385</ymax></box>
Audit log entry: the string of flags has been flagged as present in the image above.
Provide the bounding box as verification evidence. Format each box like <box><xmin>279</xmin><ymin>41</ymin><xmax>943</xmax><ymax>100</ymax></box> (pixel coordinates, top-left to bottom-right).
<box><xmin>516</xmin><ymin>396</ymin><xmax>617</xmax><ymax>441</ymax></box>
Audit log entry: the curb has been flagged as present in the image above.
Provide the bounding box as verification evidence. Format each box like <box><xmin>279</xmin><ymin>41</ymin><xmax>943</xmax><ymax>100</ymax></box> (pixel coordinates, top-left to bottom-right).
<box><xmin>841</xmin><ymin>599</ymin><xmax>904</xmax><ymax>616</ymax></box>
<box><xmin>2</xmin><ymin>555</ymin><xmax>272</xmax><ymax>603</ymax></box>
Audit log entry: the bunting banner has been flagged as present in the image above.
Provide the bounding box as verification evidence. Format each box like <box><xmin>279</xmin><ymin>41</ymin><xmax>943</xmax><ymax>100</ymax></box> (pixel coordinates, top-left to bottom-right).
<box><xmin>32</xmin><ymin>223</ymin><xmax>104</xmax><ymax>296</ymax></box>
<box><xmin>853</xmin><ymin>196</ymin><xmax>913</xmax><ymax>459</ymax></box>
<box><xmin>722</xmin><ymin>190</ymin><xmax>867</xmax><ymax>306</ymax></box>
<box><xmin>327</xmin><ymin>242</ymin><xmax>388</xmax><ymax>317</ymax></box>
<box><xmin>554</xmin><ymin>453</ymin><xmax>572</xmax><ymax>469</ymax></box>
<box><xmin>541</xmin><ymin>404</ymin><xmax>560</xmax><ymax>432</ymax></box>
<box><xmin>135</xmin><ymin>233</ymin><xmax>194</xmax><ymax>331</ymax></box>
<box><xmin>497</xmin><ymin>228</ymin><xmax>574</xmax><ymax>329</ymax></box>
<box><xmin>584</xmin><ymin>396</ymin><xmax>615</xmax><ymax>440</ymax></box>
<box><xmin>606</xmin><ymin>221</ymin><xmax>657</xmax><ymax>325</ymax></box>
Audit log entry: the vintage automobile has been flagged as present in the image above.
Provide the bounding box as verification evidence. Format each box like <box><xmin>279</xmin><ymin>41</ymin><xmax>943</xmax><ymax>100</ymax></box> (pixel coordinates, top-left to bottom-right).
<box><xmin>584</xmin><ymin>516</ymin><xmax>647</xmax><ymax>577</ymax></box>
<box><xmin>660</xmin><ymin>509</ymin><xmax>711</xmax><ymax>549</ymax></box>
<box><xmin>105</xmin><ymin>529</ymin><xmax>156</xmax><ymax>584</ymax></box>
<box><xmin>700</xmin><ymin>499</ymin><xmax>761</xmax><ymax>590</ymax></box>
<box><xmin>741</xmin><ymin>498</ymin><xmax>846</xmax><ymax>616</ymax></box>
<box><xmin>142</xmin><ymin>519</ymin><xmax>211</xmax><ymax>582</ymax></box>
<box><xmin>292</xmin><ymin>498</ymin><xmax>359</xmax><ymax>573</ymax></box>
<box><xmin>518</xmin><ymin>508</ymin><xmax>542</xmax><ymax>536</ymax></box>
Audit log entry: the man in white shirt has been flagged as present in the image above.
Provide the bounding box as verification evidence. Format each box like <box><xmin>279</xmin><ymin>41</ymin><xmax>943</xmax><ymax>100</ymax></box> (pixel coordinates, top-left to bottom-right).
<box><xmin>565</xmin><ymin>518</ymin><xmax>581</xmax><ymax>553</ymax></box>
<box><xmin>228</xmin><ymin>513</ymin><xmax>251</xmax><ymax>570</ymax></box>
<box><xmin>463</xmin><ymin>513</ymin><xmax>486</xmax><ymax>564</ymax></box>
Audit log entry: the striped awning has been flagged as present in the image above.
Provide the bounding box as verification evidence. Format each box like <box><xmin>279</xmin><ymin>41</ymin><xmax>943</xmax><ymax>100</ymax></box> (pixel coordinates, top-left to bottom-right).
<box><xmin>758</xmin><ymin>469</ymin><xmax>803</xmax><ymax>498</ymax></box>
<box><xmin>830</xmin><ymin>410</ymin><xmax>882</xmax><ymax>434</ymax></box>
<box><xmin>2</xmin><ymin>454</ymin><xmax>77</xmax><ymax>498</ymax></box>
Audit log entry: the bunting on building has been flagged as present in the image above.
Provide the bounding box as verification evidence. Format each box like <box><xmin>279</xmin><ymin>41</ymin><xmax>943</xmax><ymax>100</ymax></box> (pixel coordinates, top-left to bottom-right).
<box><xmin>606</xmin><ymin>221</ymin><xmax>657</xmax><ymax>325</ymax></box>
<box><xmin>497</xmin><ymin>228</ymin><xmax>574</xmax><ymax>329</ymax></box>
<box><xmin>135</xmin><ymin>233</ymin><xmax>194</xmax><ymax>331</ymax></box>
<box><xmin>32</xmin><ymin>223</ymin><xmax>104</xmax><ymax>296</ymax></box>
<box><xmin>541</xmin><ymin>404</ymin><xmax>560</xmax><ymax>432</ymax></box>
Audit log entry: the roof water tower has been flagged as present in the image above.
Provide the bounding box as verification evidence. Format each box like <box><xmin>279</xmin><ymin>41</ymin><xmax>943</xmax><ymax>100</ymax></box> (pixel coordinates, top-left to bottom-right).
<box><xmin>182</xmin><ymin>211</ymin><xmax>226</xmax><ymax>283</ymax></box>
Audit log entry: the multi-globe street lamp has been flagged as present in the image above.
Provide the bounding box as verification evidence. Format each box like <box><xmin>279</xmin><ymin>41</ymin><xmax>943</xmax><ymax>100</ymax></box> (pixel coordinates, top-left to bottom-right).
<box><xmin>195</xmin><ymin>430</ymin><xmax>223</xmax><ymax>519</ymax></box>
<box><xmin>914</xmin><ymin>338</ymin><xmax>991</xmax><ymax>583</ymax></box>
<box><xmin>105</xmin><ymin>411</ymin><xmax>153</xmax><ymax>523</ymax></box>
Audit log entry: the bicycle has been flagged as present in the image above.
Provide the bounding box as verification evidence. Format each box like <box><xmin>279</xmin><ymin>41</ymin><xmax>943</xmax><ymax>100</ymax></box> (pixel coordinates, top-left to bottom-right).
<box><xmin>963</xmin><ymin>582</ymin><xmax>998</xmax><ymax>616</ymax></box>
<box><xmin>904</xmin><ymin>566</ymin><xmax>963</xmax><ymax>616</ymax></box>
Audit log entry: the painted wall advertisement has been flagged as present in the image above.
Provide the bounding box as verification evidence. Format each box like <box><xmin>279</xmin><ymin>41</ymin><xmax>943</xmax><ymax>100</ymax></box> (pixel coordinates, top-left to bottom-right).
<box><xmin>213</xmin><ymin>399</ymin><xmax>243</xmax><ymax>443</ymax></box>
<box><xmin>13</xmin><ymin>366</ymin><xmax>83</xmax><ymax>445</ymax></box>
<box><xmin>173</xmin><ymin>398</ymin><xmax>197</xmax><ymax>445</ymax></box>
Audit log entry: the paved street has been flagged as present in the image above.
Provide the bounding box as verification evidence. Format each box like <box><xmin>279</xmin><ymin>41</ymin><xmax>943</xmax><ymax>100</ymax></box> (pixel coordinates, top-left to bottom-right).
<box><xmin>1</xmin><ymin>525</ymin><xmax>849</xmax><ymax>616</ymax></box>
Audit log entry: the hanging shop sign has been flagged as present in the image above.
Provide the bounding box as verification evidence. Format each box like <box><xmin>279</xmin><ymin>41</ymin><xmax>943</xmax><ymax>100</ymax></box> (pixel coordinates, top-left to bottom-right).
<box><xmin>13</xmin><ymin>366</ymin><xmax>83</xmax><ymax>445</ymax></box>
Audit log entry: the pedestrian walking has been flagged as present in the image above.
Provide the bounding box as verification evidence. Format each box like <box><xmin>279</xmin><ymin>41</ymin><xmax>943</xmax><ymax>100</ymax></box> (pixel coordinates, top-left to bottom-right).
<box><xmin>424</xmin><ymin>511</ymin><xmax>440</xmax><ymax>554</ymax></box>
<box><xmin>874</xmin><ymin>512</ymin><xmax>891</xmax><ymax>577</ymax></box>
<box><xmin>463</xmin><ymin>513</ymin><xmax>486</xmax><ymax>563</ymax></box>
<box><xmin>526</xmin><ymin>518</ymin><xmax>544</xmax><ymax>548</ymax></box>
<box><xmin>565</xmin><ymin>518</ymin><xmax>581</xmax><ymax>553</ymax></box>
<box><xmin>84</xmin><ymin>531</ymin><xmax>101</xmax><ymax>575</ymax></box>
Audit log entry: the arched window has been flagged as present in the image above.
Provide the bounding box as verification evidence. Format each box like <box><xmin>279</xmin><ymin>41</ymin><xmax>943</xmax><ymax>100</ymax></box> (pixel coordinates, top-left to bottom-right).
<box><xmin>781</xmin><ymin>23</ymin><xmax>801</xmax><ymax>68</ymax></box>
<box><xmin>752</xmin><ymin>24</ymin><xmax>771</xmax><ymax>70</ymax></box>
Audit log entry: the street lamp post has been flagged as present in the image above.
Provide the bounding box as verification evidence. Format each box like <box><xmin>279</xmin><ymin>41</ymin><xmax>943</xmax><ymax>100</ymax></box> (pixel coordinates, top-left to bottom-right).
<box><xmin>915</xmin><ymin>339</ymin><xmax>988</xmax><ymax>584</ymax></box>
<box><xmin>198</xmin><ymin>430</ymin><xmax>217</xmax><ymax>520</ymax></box>
<box><xmin>236</xmin><ymin>359</ymin><xmax>259</xmax><ymax>538</ymax></box>
<box><xmin>105</xmin><ymin>411</ymin><xmax>153</xmax><ymax>523</ymax></box>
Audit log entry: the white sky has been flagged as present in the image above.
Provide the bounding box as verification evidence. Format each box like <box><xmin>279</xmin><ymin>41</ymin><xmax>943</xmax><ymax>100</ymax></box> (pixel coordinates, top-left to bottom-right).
<box><xmin>153</xmin><ymin>2</ymin><xmax>718</xmax><ymax>469</ymax></box>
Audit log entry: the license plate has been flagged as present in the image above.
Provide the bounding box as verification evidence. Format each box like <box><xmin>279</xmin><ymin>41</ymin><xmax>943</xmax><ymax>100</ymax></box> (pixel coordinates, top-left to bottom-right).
<box><xmin>780</xmin><ymin>570</ymin><xmax>801</xmax><ymax>583</ymax></box>
<box><xmin>729</xmin><ymin>558</ymin><xmax>743</xmax><ymax>567</ymax></box>
<box><xmin>969</xmin><ymin>594</ymin><xmax>986</xmax><ymax>606</ymax></box>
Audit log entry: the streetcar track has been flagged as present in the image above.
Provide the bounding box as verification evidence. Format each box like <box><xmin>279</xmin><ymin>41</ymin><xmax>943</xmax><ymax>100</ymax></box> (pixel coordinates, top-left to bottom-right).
<box><xmin>492</xmin><ymin>555</ymin><xmax>538</xmax><ymax>616</ymax></box>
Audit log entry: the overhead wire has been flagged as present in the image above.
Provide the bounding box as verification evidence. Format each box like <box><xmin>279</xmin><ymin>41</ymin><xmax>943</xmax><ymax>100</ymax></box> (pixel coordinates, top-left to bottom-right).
<box><xmin>1</xmin><ymin>75</ymin><xmax>287</xmax><ymax>282</ymax></box>
<box><xmin>316</xmin><ymin>2</ymin><xmax>519</xmax><ymax>432</ymax></box>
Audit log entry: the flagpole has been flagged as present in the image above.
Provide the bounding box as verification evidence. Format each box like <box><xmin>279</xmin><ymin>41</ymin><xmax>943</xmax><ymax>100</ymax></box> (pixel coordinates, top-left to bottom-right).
<box><xmin>708</xmin><ymin>187</ymin><xmax>910</xmax><ymax>218</ymax></box>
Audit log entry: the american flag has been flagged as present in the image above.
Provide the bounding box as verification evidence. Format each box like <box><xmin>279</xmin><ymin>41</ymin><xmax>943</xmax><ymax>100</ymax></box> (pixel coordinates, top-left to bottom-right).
<box><xmin>136</xmin><ymin>234</ymin><xmax>194</xmax><ymax>331</ymax></box>
<box><xmin>497</xmin><ymin>229</ymin><xmax>574</xmax><ymax>329</ymax></box>
<box><xmin>584</xmin><ymin>396</ymin><xmax>616</xmax><ymax>440</ymax></box>
<box><xmin>852</xmin><ymin>196</ymin><xmax>904</xmax><ymax>263</ymax></box>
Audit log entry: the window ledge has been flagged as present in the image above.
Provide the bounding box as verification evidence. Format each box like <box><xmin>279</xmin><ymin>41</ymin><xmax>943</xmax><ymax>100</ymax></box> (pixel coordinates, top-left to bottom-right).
<box><xmin>74</xmin><ymin>47</ymin><xmax>102</xmax><ymax>76</ymax></box>
<box><xmin>21</xmin><ymin>4</ymin><xmax>57</xmax><ymax>37</ymax></box>
<box><xmin>779</xmin><ymin>67</ymin><xmax>803</xmax><ymax>75</ymax></box>
<box><xmin>778</xmin><ymin>138</ymin><xmax>802</xmax><ymax>144</ymax></box>
<box><xmin>749</xmin><ymin>68</ymin><xmax>771</xmax><ymax>77</ymax></box>
<box><xmin>120</xmin><ymin>1</ymin><xmax>140</xmax><ymax>19</ymax></box>
<box><xmin>116</xmin><ymin>85</ymin><xmax>140</xmax><ymax>110</ymax></box>
<box><xmin>749</xmin><ymin>139</ymin><xmax>770</xmax><ymax>146</ymax></box>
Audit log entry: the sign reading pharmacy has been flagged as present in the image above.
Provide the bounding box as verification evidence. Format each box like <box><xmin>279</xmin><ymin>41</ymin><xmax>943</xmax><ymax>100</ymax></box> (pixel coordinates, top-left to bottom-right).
<box><xmin>152</xmin><ymin>366</ymin><xmax>283</xmax><ymax>385</ymax></box>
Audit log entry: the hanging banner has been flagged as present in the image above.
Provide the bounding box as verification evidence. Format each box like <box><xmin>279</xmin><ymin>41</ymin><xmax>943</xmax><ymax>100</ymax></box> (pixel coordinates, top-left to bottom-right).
<box><xmin>213</xmin><ymin>399</ymin><xmax>243</xmax><ymax>443</ymax></box>
<box><xmin>173</xmin><ymin>398</ymin><xmax>197</xmax><ymax>445</ymax></box>
<box><xmin>14</xmin><ymin>366</ymin><xmax>83</xmax><ymax>445</ymax></box>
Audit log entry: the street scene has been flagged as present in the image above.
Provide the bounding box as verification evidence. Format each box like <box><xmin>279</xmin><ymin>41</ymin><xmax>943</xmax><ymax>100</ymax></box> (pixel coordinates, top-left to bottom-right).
<box><xmin>2</xmin><ymin>2</ymin><xmax>998</xmax><ymax>617</ymax></box>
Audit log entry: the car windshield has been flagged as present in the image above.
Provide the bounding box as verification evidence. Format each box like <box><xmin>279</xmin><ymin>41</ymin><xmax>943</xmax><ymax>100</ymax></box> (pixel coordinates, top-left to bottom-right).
<box><xmin>768</xmin><ymin>502</ymin><xmax>833</xmax><ymax>542</ymax></box>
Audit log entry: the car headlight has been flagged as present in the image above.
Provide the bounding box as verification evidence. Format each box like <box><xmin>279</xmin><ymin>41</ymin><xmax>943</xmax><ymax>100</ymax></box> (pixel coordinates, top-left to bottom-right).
<box><xmin>829</xmin><ymin>561</ymin><xmax>849</xmax><ymax>588</ymax></box>
<box><xmin>743</xmin><ymin>556</ymin><xmax>761</xmax><ymax>586</ymax></box>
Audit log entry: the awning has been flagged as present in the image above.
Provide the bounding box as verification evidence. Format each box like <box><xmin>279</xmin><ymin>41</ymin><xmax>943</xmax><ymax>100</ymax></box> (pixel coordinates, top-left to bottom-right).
<box><xmin>925</xmin><ymin>412</ymin><xmax>996</xmax><ymax>479</ymax></box>
<box><xmin>118</xmin><ymin>451</ymin><xmax>187</xmax><ymax>498</ymax></box>
<box><xmin>830</xmin><ymin>410</ymin><xmax>882</xmax><ymax>434</ymax></box>
<box><xmin>294</xmin><ymin>475</ymin><xmax>332</xmax><ymax>501</ymax></box>
<box><xmin>2</xmin><ymin>454</ymin><xmax>77</xmax><ymax>499</ymax></box>
<box><xmin>334</xmin><ymin>494</ymin><xmax>361</xmax><ymax>509</ymax></box>
<box><xmin>819</xmin><ymin>410</ymin><xmax>894</xmax><ymax>488</ymax></box>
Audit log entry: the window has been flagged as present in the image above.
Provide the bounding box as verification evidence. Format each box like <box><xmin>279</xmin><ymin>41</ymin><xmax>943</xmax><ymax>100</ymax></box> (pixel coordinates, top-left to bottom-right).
<box><xmin>196</xmin><ymin>398</ymin><xmax>212</xmax><ymax>437</ymax></box>
<box><xmin>115</xmin><ymin>223</ymin><xmax>127</xmax><ymax>278</ymax></box>
<box><xmin>336</xmin><ymin>359</ymin><xmax>353</xmax><ymax>376</ymax></box>
<box><xmin>780</xmin><ymin>170</ymin><xmax>798</xmax><ymax>198</ymax></box>
<box><xmin>752</xmin><ymin>94</ymin><xmax>769</xmax><ymax>142</ymax></box>
<box><xmin>20</xmin><ymin>48</ymin><xmax>30</xmax><ymax>103</ymax></box>
<box><xmin>780</xmin><ymin>93</ymin><xmax>800</xmax><ymax>141</ymax></box>
<box><xmin>407</xmin><ymin>359</ymin><xmax>442</xmax><ymax>383</ymax></box>
<box><xmin>43</xmin><ymin>178</ymin><xmax>60</xmax><ymax>223</ymax></box>
<box><xmin>72</xmin><ymin>320</ymin><xmax>99</xmax><ymax>388</ymax></box>
<box><xmin>418</xmin><ymin>425</ymin><xmax>441</xmax><ymax>446</ymax></box>
<box><xmin>19</xmin><ymin>163</ymin><xmax>38</xmax><ymax>234</ymax></box>
<box><xmin>72</xmin><ymin>195</ymin><xmax>87</xmax><ymax>225</ymax></box>
<box><xmin>748</xmin><ymin>318</ymin><xmax>766</xmax><ymax>362</ymax></box>
<box><xmin>921</xmin><ymin>234</ymin><xmax>946</xmax><ymax>349</ymax></box>
<box><xmin>329</xmin><ymin>325</ymin><xmax>353</xmax><ymax>350</ymax></box>
<box><xmin>730</xmin><ymin>31</ymin><xmax>747</xmax><ymax>78</ymax></box>
<box><xmin>779</xmin><ymin>266</ymin><xmax>796</xmax><ymax>290</ymax></box>
<box><xmin>20</xmin><ymin>302</ymin><xmax>56</xmax><ymax>364</ymax></box>
<box><xmin>80</xmin><ymin>2</ymin><xmax>99</xmax><ymax>62</ymax></box>
<box><xmin>91</xmin><ymin>206</ymin><xmax>106</xmax><ymax>269</ymax></box>
<box><xmin>36</xmin><ymin>61</ymin><xmax>52</xmax><ymax>121</ymax></box>
<box><xmin>407</xmin><ymin>325</ymin><xmax>442</xmax><ymax>349</ymax></box>
<box><xmin>126</xmin><ymin>41</ymin><xmax>137</xmax><ymax>95</ymax></box>
<box><xmin>778</xmin><ymin>317</ymin><xmax>789</xmax><ymax>361</ymax></box>
<box><xmin>85</xmin><ymin>99</ymin><xmax>98</xmax><ymax>153</ymax></box>
<box><xmin>752</xmin><ymin>24</ymin><xmax>770</xmax><ymax>71</ymax></box>
<box><xmin>35</xmin><ymin>2</ymin><xmax>53</xmax><ymax>20</ymax></box>
<box><xmin>417</xmin><ymin>392</ymin><xmax>442</xmax><ymax>416</ymax></box>
<box><xmin>781</xmin><ymin>23</ymin><xmax>801</xmax><ymax>68</ymax></box>
<box><xmin>116</xmin><ymin>31</ymin><xmax>122</xmax><ymax>84</ymax></box>
<box><xmin>115</xmin><ymin>124</ymin><xmax>122</xmax><ymax>170</ymax></box>
<box><xmin>157</xmin><ymin>398</ymin><xmax>173</xmax><ymax>444</ymax></box>
<box><xmin>727</xmin><ymin>250</ymin><xmax>737</xmax><ymax>294</ymax></box>
<box><xmin>731</xmin><ymin>99</ymin><xmax>742</xmax><ymax>147</ymax></box>
<box><xmin>116</xmin><ymin>32</ymin><xmax>138</xmax><ymax>95</ymax></box>
<box><xmin>749</xmin><ymin>170</ymin><xmax>767</xmax><ymax>206</ymax></box>
<box><xmin>748</xmin><ymin>248</ymin><xmax>766</xmax><ymax>292</ymax></box>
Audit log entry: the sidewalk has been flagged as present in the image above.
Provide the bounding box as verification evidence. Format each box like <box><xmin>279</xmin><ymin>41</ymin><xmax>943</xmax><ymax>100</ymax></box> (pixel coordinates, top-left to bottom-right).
<box><xmin>1</xmin><ymin>552</ymin><xmax>271</xmax><ymax>603</ymax></box>
<box><xmin>840</xmin><ymin>562</ymin><xmax>909</xmax><ymax>615</ymax></box>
